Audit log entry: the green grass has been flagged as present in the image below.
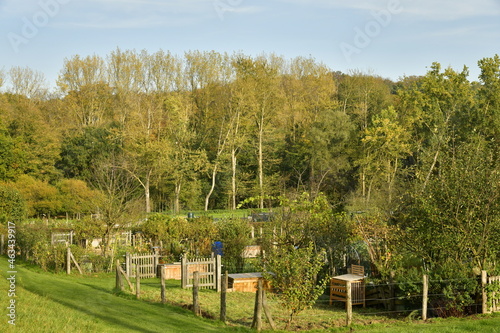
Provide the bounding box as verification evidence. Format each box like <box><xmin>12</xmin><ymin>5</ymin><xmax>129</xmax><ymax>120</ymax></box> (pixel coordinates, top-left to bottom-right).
<box><xmin>168</xmin><ymin>208</ymin><xmax>274</xmax><ymax>219</ymax></box>
<box><xmin>1</xmin><ymin>257</ymin><xmax>500</xmax><ymax>332</ymax></box>
<box><xmin>0</xmin><ymin>258</ymin><xmax>250</xmax><ymax>333</ymax></box>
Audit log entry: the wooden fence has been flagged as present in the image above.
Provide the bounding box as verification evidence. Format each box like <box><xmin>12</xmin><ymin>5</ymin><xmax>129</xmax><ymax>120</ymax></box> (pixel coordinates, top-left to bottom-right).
<box><xmin>181</xmin><ymin>255</ymin><xmax>221</xmax><ymax>292</ymax></box>
<box><xmin>487</xmin><ymin>275</ymin><xmax>500</xmax><ymax>313</ymax></box>
<box><xmin>125</xmin><ymin>253</ymin><xmax>159</xmax><ymax>278</ymax></box>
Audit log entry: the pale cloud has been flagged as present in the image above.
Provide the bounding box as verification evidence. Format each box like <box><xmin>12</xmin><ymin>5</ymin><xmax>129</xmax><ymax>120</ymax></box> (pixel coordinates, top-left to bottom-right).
<box><xmin>276</xmin><ymin>0</ymin><xmax>500</xmax><ymax>20</ymax></box>
<box><xmin>47</xmin><ymin>0</ymin><xmax>263</xmax><ymax>29</ymax></box>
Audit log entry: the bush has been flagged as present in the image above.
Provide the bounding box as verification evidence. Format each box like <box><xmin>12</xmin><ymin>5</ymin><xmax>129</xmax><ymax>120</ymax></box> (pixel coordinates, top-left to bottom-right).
<box><xmin>0</xmin><ymin>183</ymin><xmax>27</xmax><ymax>223</ymax></box>
<box><xmin>216</xmin><ymin>218</ymin><xmax>252</xmax><ymax>273</ymax></box>
<box><xmin>396</xmin><ymin>261</ymin><xmax>479</xmax><ymax>318</ymax></box>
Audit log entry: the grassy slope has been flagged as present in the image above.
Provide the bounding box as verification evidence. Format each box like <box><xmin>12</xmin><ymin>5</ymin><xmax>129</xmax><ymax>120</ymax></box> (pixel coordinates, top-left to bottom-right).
<box><xmin>0</xmin><ymin>257</ymin><xmax>250</xmax><ymax>333</ymax></box>
<box><xmin>1</xmin><ymin>257</ymin><xmax>500</xmax><ymax>333</ymax></box>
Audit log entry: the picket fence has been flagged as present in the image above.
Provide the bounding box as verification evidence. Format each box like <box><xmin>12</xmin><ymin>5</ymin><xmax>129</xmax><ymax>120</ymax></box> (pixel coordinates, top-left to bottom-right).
<box><xmin>125</xmin><ymin>252</ymin><xmax>159</xmax><ymax>278</ymax></box>
<box><xmin>181</xmin><ymin>255</ymin><xmax>222</xmax><ymax>292</ymax></box>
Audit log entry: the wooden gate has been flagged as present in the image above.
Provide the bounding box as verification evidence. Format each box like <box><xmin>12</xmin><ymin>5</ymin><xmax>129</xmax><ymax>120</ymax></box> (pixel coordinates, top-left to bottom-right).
<box><xmin>181</xmin><ymin>255</ymin><xmax>221</xmax><ymax>292</ymax></box>
<box><xmin>125</xmin><ymin>253</ymin><xmax>159</xmax><ymax>278</ymax></box>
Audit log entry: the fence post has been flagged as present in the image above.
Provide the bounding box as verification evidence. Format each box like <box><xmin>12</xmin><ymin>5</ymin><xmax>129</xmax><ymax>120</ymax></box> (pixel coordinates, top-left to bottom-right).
<box><xmin>181</xmin><ymin>256</ymin><xmax>187</xmax><ymax>289</ymax></box>
<box><xmin>193</xmin><ymin>271</ymin><xmax>200</xmax><ymax>316</ymax></box>
<box><xmin>216</xmin><ymin>254</ymin><xmax>222</xmax><ymax>292</ymax></box>
<box><xmin>160</xmin><ymin>266</ymin><xmax>166</xmax><ymax>304</ymax></box>
<box><xmin>346</xmin><ymin>281</ymin><xmax>352</xmax><ymax>327</ymax></box>
<box><xmin>422</xmin><ymin>274</ymin><xmax>428</xmax><ymax>321</ymax></box>
<box><xmin>482</xmin><ymin>270</ymin><xmax>490</xmax><ymax>314</ymax></box>
<box><xmin>116</xmin><ymin>260</ymin><xmax>123</xmax><ymax>291</ymax></box>
<box><xmin>66</xmin><ymin>247</ymin><xmax>71</xmax><ymax>275</ymax></box>
<box><xmin>220</xmin><ymin>270</ymin><xmax>228</xmax><ymax>323</ymax></box>
<box><xmin>126</xmin><ymin>253</ymin><xmax>131</xmax><ymax>277</ymax></box>
<box><xmin>389</xmin><ymin>271</ymin><xmax>395</xmax><ymax>311</ymax></box>
<box><xmin>251</xmin><ymin>279</ymin><xmax>263</xmax><ymax>331</ymax></box>
<box><xmin>135</xmin><ymin>263</ymin><xmax>141</xmax><ymax>299</ymax></box>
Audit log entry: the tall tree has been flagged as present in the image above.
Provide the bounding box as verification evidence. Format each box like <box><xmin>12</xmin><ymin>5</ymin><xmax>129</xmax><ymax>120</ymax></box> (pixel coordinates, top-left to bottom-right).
<box><xmin>57</xmin><ymin>54</ymin><xmax>113</xmax><ymax>127</ymax></box>
<box><xmin>233</xmin><ymin>55</ymin><xmax>284</xmax><ymax>208</ymax></box>
<box><xmin>8</xmin><ymin>66</ymin><xmax>48</xmax><ymax>100</ymax></box>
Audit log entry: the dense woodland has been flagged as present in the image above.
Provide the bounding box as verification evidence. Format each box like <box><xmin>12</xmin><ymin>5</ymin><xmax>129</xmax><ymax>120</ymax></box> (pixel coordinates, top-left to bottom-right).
<box><xmin>1</xmin><ymin>50</ymin><xmax>500</xmax><ymax>281</ymax></box>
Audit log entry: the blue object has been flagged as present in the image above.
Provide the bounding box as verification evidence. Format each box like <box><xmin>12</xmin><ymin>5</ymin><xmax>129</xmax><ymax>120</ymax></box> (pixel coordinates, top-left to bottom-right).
<box><xmin>212</xmin><ymin>241</ymin><xmax>223</xmax><ymax>256</ymax></box>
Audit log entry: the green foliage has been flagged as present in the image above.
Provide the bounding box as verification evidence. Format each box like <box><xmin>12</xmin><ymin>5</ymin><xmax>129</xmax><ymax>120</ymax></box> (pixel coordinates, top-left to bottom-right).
<box><xmin>13</xmin><ymin>174</ymin><xmax>61</xmax><ymax>217</ymax></box>
<box><xmin>485</xmin><ymin>279</ymin><xmax>500</xmax><ymax>310</ymax></box>
<box><xmin>57</xmin><ymin>125</ymin><xmax>122</xmax><ymax>180</ymax></box>
<box><xmin>15</xmin><ymin>221</ymin><xmax>51</xmax><ymax>268</ymax></box>
<box><xmin>185</xmin><ymin>216</ymin><xmax>218</xmax><ymax>257</ymax></box>
<box><xmin>260</xmin><ymin>192</ymin><xmax>353</xmax><ymax>276</ymax></box>
<box><xmin>260</xmin><ymin>242</ymin><xmax>328</xmax><ymax>327</ymax></box>
<box><xmin>0</xmin><ymin>120</ymin><xmax>24</xmax><ymax>181</ymax></box>
<box><xmin>56</xmin><ymin>178</ymin><xmax>102</xmax><ymax>215</ymax></box>
<box><xmin>0</xmin><ymin>183</ymin><xmax>27</xmax><ymax>222</ymax></box>
<box><xmin>396</xmin><ymin>261</ymin><xmax>479</xmax><ymax>317</ymax></box>
<box><xmin>139</xmin><ymin>214</ymin><xmax>188</xmax><ymax>256</ymax></box>
<box><xmin>216</xmin><ymin>218</ymin><xmax>252</xmax><ymax>273</ymax></box>
<box><xmin>138</xmin><ymin>214</ymin><xmax>218</xmax><ymax>259</ymax></box>
<box><xmin>71</xmin><ymin>216</ymin><xmax>105</xmax><ymax>245</ymax></box>
<box><xmin>397</xmin><ymin>136</ymin><xmax>500</xmax><ymax>269</ymax></box>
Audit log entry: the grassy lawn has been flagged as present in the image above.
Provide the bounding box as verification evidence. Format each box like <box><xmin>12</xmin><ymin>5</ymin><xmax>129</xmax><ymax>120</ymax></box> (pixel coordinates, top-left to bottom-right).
<box><xmin>1</xmin><ymin>256</ymin><xmax>500</xmax><ymax>332</ymax></box>
<box><xmin>0</xmin><ymin>258</ymin><xmax>250</xmax><ymax>333</ymax></box>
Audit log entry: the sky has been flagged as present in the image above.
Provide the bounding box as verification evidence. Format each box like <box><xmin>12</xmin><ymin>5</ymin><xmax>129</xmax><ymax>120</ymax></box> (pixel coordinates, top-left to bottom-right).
<box><xmin>1</xmin><ymin>0</ymin><xmax>500</xmax><ymax>90</ymax></box>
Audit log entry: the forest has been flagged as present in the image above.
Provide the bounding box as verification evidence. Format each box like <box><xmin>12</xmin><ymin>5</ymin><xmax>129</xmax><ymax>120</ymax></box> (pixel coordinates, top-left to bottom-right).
<box><xmin>1</xmin><ymin>50</ymin><xmax>500</xmax><ymax>272</ymax></box>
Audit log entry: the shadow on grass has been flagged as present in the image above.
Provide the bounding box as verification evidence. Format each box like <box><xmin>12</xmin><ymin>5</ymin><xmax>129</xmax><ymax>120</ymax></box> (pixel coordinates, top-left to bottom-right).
<box><xmin>12</xmin><ymin>263</ymin><xmax>242</xmax><ymax>333</ymax></box>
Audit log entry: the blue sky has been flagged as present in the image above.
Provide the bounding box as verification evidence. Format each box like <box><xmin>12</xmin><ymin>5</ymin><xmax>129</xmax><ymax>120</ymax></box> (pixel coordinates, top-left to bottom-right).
<box><xmin>1</xmin><ymin>0</ymin><xmax>500</xmax><ymax>90</ymax></box>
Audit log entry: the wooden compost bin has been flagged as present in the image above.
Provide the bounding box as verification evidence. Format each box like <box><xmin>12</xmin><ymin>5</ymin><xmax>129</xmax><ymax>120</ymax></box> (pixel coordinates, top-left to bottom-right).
<box><xmin>158</xmin><ymin>263</ymin><xmax>182</xmax><ymax>280</ymax></box>
<box><xmin>330</xmin><ymin>273</ymin><xmax>366</xmax><ymax>307</ymax></box>
<box><xmin>228</xmin><ymin>273</ymin><xmax>270</xmax><ymax>293</ymax></box>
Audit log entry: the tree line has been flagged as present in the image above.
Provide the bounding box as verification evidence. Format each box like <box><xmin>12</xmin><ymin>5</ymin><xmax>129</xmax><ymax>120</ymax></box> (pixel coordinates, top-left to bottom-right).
<box><xmin>0</xmin><ymin>51</ymin><xmax>498</xmax><ymax>217</ymax></box>
<box><xmin>1</xmin><ymin>50</ymin><xmax>499</xmax><ymax>316</ymax></box>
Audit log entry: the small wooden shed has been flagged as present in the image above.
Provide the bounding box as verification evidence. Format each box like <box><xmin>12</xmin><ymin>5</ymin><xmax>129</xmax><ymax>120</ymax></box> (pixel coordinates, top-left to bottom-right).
<box><xmin>330</xmin><ymin>265</ymin><xmax>366</xmax><ymax>307</ymax></box>
<box><xmin>228</xmin><ymin>273</ymin><xmax>270</xmax><ymax>293</ymax></box>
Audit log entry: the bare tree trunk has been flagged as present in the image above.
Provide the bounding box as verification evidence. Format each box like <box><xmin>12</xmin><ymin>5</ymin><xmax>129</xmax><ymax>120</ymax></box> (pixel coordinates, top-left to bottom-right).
<box><xmin>258</xmin><ymin>115</ymin><xmax>264</xmax><ymax>209</ymax></box>
<box><xmin>174</xmin><ymin>181</ymin><xmax>181</xmax><ymax>214</ymax></box>
<box><xmin>423</xmin><ymin>150</ymin><xmax>440</xmax><ymax>192</ymax></box>
<box><xmin>145</xmin><ymin>175</ymin><xmax>151</xmax><ymax>213</ymax></box>
<box><xmin>231</xmin><ymin>148</ymin><xmax>237</xmax><ymax>210</ymax></box>
<box><xmin>205</xmin><ymin>164</ymin><xmax>218</xmax><ymax>211</ymax></box>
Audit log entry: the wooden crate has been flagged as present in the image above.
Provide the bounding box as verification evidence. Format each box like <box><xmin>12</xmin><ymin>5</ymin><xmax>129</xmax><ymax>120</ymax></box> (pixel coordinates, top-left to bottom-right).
<box><xmin>330</xmin><ymin>273</ymin><xmax>365</xmax><ymax>307</ymax></box>
<box><xmin>158</xmin><ymin>263</ymin><xmax>182</xmax><ymax>280</ymax></box>
<box><xmin>228</xmin><ymin>273</ymin><xmax>270</xmax><ymax>293</ymax></box>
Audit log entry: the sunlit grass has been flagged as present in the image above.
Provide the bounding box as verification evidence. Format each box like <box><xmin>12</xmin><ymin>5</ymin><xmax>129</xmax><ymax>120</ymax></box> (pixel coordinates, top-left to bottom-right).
<box><xmin>1</xmin><ymin>257</ymin><xmax>500</xmax><ymax>332</ymax></box>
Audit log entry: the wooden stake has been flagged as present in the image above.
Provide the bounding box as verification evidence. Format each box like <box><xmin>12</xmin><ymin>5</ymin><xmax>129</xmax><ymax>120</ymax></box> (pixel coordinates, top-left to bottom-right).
<box><xmin>69</xmin><ymin>250</ymin><xmax>83</xmax><ymax>274</ymax></box>
<box><xmin>116</xmin><ymin>260</ymin><xmax>123</xmax><ymax>291</ymax></box>
<box><xmin>262</xmin><ymin>284</ymin><xmax>276</xmax><ymax>330</ymax></box>
<box><xmin>422</xmin><ymin>274</ymin><xmax>429</xmax><ymax>321</ymax></box>
<box><xmin>482</xmin><ymin>270</ymin><xmax>490</xmax><ymax>314</ymax></box>
<box><xmin>220</xmin><ymin>270</ymin><xmax>228</xmax><ymax>323</ymax></box>
<box><xmin>66</xmin><ymin>247</ymin><xmax>71</xmax><ymax>275</ymax></box>
<box><xmin>346</xmin><ymin>281</ymin><xmax>352</xmax><ymax>327</ymax></box>
<box><xmin>193</xmin><ymin>271</ymin><xmax>200</xmax><ymax>316</ymax></box>
<box><xmin>135</xmin><ymin>263</ymin><xmax>141</xmax><ymax>299</ymax></box>
<box><xmin>117</xmin><ymin>264</ymin><xmax>134</xmax><ymax>291</ymax></box>
<box><xmin>252</xmin><ymin>279</ymin><xmax>263</xmax><ymax>331</ymax></box>
<box><xmin>160</xmin><ymin>266</ymin><xmax>166</xmax><ymax>304</ymax></box>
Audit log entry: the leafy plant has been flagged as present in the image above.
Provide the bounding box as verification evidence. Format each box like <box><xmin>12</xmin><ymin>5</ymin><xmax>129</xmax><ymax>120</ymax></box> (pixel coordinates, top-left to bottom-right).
<box><xmin>260</xmin><ymin>242</ymin><xmax>328</xmax><ymax>328</ymax></box>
